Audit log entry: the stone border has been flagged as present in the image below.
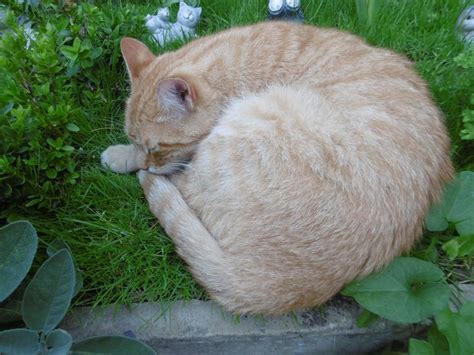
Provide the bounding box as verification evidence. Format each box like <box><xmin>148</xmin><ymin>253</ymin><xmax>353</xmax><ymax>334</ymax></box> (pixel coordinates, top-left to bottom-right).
<box><xmin>61</xmin><ymin>297</ymin><xmax>419</xmax><ymax>354</ymax></box>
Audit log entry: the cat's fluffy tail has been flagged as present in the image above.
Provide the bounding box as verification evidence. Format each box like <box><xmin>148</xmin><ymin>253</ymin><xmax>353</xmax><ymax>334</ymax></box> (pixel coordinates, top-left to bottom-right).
<box><xmin>138</xmin><ymin>171</ymin><xmax>236</xmax><ymax>304</ymax></box>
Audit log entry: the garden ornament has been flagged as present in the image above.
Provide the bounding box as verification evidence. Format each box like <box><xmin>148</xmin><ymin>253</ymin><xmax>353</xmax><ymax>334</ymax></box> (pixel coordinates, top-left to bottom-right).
<box><xmin>145</xmin><ymin>1</ymin><xmax>201</xmax><ymax>47</ymax></box>
<box><xmin>171</xmin><ymin>1</ymin><xmax>201</xmax><ymax>41</ymax></box>
<box><xmin>268</xmin><ymin>0</ymin><xmax>304</xmax><ymax>23</ymax></box>
<box><xmin>456</xmin><ymin>5</ymin><xmax>474</xmax><ymax>45</ymax></box>
<box><xmin>145</xmin><ymin>7</ymin><xmax>172</xmax><ymax>47</ymax></box>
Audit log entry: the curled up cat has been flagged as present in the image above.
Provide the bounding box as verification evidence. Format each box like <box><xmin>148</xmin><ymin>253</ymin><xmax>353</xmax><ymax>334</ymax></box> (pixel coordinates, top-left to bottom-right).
<box><xmin>101</xmin><ymin>22</ymin><xmax>454</xmax><ymax>315</ymax></box>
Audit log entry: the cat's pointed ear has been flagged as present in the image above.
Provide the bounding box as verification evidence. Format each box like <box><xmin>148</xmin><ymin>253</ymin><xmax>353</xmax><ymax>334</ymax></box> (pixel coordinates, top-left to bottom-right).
<box><xmin>158</xmin><ymin>78</ymin><xmax>197</xmax><ymax>115</ymax></box>
<box><xmin>196</xmin><ymin>7</ymin><xmax>202</xmax><ymax>17</ymax></box>
<box><xmin>120</xmin><ymin>38</ymin><xmax>155</xmax><ymax>81</ymax></box>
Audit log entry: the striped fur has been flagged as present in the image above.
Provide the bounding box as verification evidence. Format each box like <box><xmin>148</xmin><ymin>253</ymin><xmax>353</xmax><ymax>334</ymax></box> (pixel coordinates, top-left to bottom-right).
<box><xmin>101</xmin><ymin>22</ymin><xmax>453</xmax><ymax>314</ymax></box>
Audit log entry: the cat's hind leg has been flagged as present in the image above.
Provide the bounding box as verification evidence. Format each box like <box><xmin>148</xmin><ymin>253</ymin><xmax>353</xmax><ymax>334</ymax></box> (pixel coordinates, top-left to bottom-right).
<box><xmin>101</xmin><ymin>144</ymin><xmax>147</xmax><ymax>174</ymax></box>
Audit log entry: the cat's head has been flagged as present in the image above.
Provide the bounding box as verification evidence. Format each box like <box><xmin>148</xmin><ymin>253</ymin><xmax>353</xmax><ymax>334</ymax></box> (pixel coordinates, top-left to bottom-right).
<box><xmin>457</xmin><ymin>6</ymin><xmax>474</xmax><ymax>31</ymax></box>
<box><xmin>176</xmin><ymin>1</ymin><xmax>201</xmax><ymax>28</ymax></box>
<box><xmin>120</xmin><ymin>38</ymin><xmax>216</xmax><ymax>174</ymax></box>
<box><xmin>157</xmin><ymin>7</ymin><xmax>170</xmax><ymax>22</ymax></box>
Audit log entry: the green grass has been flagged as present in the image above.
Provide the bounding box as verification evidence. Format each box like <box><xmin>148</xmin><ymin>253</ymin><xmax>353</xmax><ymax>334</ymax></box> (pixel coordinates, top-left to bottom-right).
<box><xmin>16</xmin><ymin>0</ymin><xmax>473</xmax><ymax>306</ymax></box>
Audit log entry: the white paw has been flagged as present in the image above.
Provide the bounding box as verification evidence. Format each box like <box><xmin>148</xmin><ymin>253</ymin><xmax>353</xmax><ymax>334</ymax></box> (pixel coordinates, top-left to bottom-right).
<box><xmin>101</xmin><ymin>144</ymin><xmax>140</xmax><ymax>174</ymax></box>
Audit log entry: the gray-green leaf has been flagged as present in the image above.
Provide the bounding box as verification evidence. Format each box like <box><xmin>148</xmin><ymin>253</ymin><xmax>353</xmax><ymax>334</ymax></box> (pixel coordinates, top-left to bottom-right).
<box><xmin>409</xmin><ymin>338</ymin><xmax>435</xmax><ymax>355</ymax></box>
<box><xmin>342</xmin><ymin>257</ymin><xmax>451</xmax><ymax>323</ymax></box>
<box><xmin>436</xmin><ymin>302</ymin><xmax>474</xmax><ymax>355</ymax></box>
<box><xmin>22</xmin><ymin>249</ymin><xmax>76</xmax><ymax>332</ymax></box>
<box><xmin>0</xmin><ymin>329</ymin><xmax>40</xmax><ymax>355</ymax></box>
<box><xmin>0</xmin><ymin>221</ymin><xmax>38</xmax><ymax>302</ymax></box>
<box><xmin>46</xmin><ymin>239</ymin><xmax>83</xmax><ymax>297</ymax></box>
<box><xmin>426</xmin><ymin>171</ymin><xmax>474</xmax><ymax>235</ymax></box>
<box><xmin>70</xmin><ymin>336</ymin><xmax>156</xmax><ymax>355</ymax></box>
<box><xmin>46</xmin><ymin>329</ymin><xmax>73</xmax><ymax>355</ymax></box>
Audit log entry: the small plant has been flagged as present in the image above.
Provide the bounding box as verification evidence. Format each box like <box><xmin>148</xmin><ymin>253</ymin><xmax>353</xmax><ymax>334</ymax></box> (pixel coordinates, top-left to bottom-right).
<box><xmin>343</xmin><ymin>171</ymin><xmax>474</xmax><ymax>354</ymax></box>
<box><xmin>0</xmin><ymin>220</ymin><xmax>156</xmax><ymax>354</ymax></box>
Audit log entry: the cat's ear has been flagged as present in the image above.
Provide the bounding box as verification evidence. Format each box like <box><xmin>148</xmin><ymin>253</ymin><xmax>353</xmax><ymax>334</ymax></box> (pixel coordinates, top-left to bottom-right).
<box><xmin>196</xmin><ymin>7</ymin><xmax>202</xmax><ymax>17</ymax></box>
<box><xmin>120</xmin><ymin>38</ymin><xmax>155</xmax><ymax>81</ymax></box>
<box><xmin>158</xmin><ymin>78</ymin><xmax>196</xmax><ymax>115</ymax></box>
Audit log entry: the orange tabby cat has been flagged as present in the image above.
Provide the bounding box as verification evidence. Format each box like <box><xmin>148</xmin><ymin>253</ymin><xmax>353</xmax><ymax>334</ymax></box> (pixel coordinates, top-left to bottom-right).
<box><xmin>101</xmin><ymin>21</ymin><xmax>453</xmax><ymax>314</ymax></box>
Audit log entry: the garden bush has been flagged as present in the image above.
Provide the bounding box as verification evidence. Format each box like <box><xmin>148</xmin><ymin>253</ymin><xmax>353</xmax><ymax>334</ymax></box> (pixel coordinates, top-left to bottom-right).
<box><xmin>0</xmin><ymin>0</ymin><xmax>147</xmax><ymax>217</ymax></box>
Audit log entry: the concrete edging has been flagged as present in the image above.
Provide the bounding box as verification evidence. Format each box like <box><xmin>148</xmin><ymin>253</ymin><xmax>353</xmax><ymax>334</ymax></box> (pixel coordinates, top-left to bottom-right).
<box><xmin>61</xmin><ymin>297</ymin><xmax>418</xmax><ymax>354</ymax></box>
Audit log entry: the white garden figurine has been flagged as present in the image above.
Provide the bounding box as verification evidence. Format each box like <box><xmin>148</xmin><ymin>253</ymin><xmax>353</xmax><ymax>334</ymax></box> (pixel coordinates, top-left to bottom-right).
<box><xmin>171</xmin><ymin>1</ymin><xmax>202</xmax><ymax>41</ymax></box>
<box><xmin>145</xmin><ymin>7</ymin><xmax>172</xmax><ymax>47</ymax></box>
<box><xmin>456</xmin><ymin>5</ymin><xmax>474</xmax><ymax>45</ymax></box>
<box><xmin>145</xmin><ymin>2</ymin><xmax>201</xmax><ymax>47</ymax></box>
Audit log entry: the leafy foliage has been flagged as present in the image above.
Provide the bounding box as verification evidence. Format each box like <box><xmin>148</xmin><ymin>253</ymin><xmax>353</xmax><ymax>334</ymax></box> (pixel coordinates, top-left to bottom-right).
<box><xmin>409</xmin><ymin>338</ymin><xmax>434</xmax><ymax>355</ymax></box>
<box><xmin>0</xmin><ymin>0</ymin><xmax>146</xmax><ymax>217</ymax></box>
<box><xmin>441</xmin><ymin>235</ymin><xmax>474</xmax><ymax>260</ymax></box>
<box><xmin>0</xmin><ymin>14</ymin><xmax>83</xmax><ymax>213</ymax></box>
<box><xmin>347</xmin><ymin>170</ymin><xmax>473</xmax><ymax>352</ymax></box>
<box><xmin>22</xmin><ymin>249</ymin><xmax>75</xmax><ymax>332</ymax></box>
<box><xmin>435</xmin><ymin>302</ymin><xmax>474</xmax><ymax>355</ymax></box>
<box><xmin>0</xmin><ymin>220</ymin><xmax>156</xmax><ymax>354</ymax></box>
<box><xmin>0</xmin><ymin>221</ymin><xmax>37</xmax><ymax>302</ymax></box>
<box><xmin>342</xmin><ymin>257</ymin><xmax>451</xmax><ymax>323</ymax></box>
<box><xmin>426</xmin><ymin>171</ymin><xmax>474</xmax><ymax>235</ymax></box>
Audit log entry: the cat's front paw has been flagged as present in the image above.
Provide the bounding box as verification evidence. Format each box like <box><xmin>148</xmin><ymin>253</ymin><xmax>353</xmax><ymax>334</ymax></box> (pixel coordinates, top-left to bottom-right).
<box><xmin>101</xmin><ymin>144</ymin><xmax>143</xmax><ymax>174</ymax></box>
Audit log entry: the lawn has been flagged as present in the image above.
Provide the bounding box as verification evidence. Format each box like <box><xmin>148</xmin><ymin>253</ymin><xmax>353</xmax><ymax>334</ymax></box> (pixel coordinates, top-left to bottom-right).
<box><xmin>1</xmin><ymin>0</ymin><xmax>473</xmax><ymax>310</ymax></box>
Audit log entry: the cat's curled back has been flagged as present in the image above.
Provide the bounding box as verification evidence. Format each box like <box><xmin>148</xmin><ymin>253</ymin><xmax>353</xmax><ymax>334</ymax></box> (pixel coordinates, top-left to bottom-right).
<box><xmin>101</xmin><ymin>22</ymin><xmax>454</xmax><ymax>314</ymax></box>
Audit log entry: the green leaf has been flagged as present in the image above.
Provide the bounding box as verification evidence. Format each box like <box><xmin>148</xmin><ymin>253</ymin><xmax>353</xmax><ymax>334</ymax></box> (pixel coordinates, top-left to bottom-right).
<box><xmin>72</xmin><ymin>37</ymin><xmax>81</xmax><ymax>51</ymax></box>
<box><xmin>46</xmin><ymin>329</ymin><xmax>73</xmax><ymax>355</ymax></box>
<box><xmin>436</xmin><ymin>302</ymin><xmax>474</xmax><ymax>355</ymax></box>
<box><xmin>441</xmin><ymin>235</ymin><xmax>474</xmax><ymax>259</ymax></box>
<box><xmin>66</xmin><ymin>123</ymin><xmax>80</xmax><ymax>132</ymax></box>
<box><xmin>70</xmin><ymin>336</ymin><xmax>156</xmax><ymax>355</ymax></box>
<box><xmin>22</xmin><ymin>249</ymin><xmax>76</xmax><ymax>332</ymax></box>
<box><xmin>356</xmin><ymin>307</ymin><xmax>379</xmax><ymax>328</ymax></box>
<box><xmin>46</xmin><ymin>169</ymin><xmax>58</xmax><ymax>179</ymax></box>
<box><xmin>0</xmin><ymin>329</ymin><xmax>40</xmax><ymax>355</ymax></box>
<box><xmin>60</xmin><ymin>46</ymin><xmax>78</xmax><ymax>61</ymax></box>
<box><xmin>342</xmin><ymin>257</ymin><xmax>450</xmax><ymax>323</ymax></box>
<box><xmin>0</xmin><ymin>221</ymin><xmax>38</xmax><ymax>302</ymax></box>
<box><xmin>66</xmin><ymin>64</ymin><xmax>80</xmax><ymax>77</ymax></box>
<box><xmin>409</xmin><ymin>338</ymin><xmax>434</xmax><ymax>355</ymax></box>
<box><xmin>46</xmin><ymin>239</ymin><xmax>83</xmax><ymax>297</ymax></box>
<box><xmin>90</xmin><ymin>47</ymin><xmax>103</xmax><ymax>60</ymax></box>
<box><xmin>426</xmin><ymin>172</ymin><xmax>474</xmax><ymax>235</ymax></box>
<box><xmin>61</xmin><ymin>145</ymin><xmax>75</xmax><ymax>152</ymax></box>
<box><xmin>0</xmin><ymin>102</ymin><xmax>14</xmax><ymax>115</ymax></box>
<box><xmin>427</xmin><ymin>324</ymin><xmax>450</xmax><ymax>355</ymax></box>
